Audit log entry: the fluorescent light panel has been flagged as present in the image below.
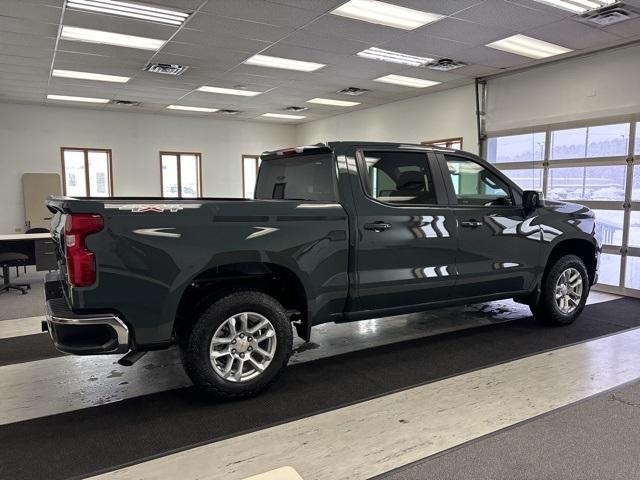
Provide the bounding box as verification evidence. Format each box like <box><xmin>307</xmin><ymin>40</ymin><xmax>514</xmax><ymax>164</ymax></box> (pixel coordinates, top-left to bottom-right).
<box><xmin>262</xmin><ymin>113</ymin><xmax>306</xmax><ymax>120</ymax></box>
<box><xmin>47</xmin><ymin>94</ymin><xmax>109</xmax><ymax>103</ymax></box>
<box><xmin>357</xmin><ymin>47</ymin><xmax>434</xmax><ymax>66</ymax></box>
<box><xmin>197</xmin><ymin>86</ymin><xmax>262</xmax><ymax>96</ymax></box>
<box><xmin>374</xmin><ymin>74</ymin><xmax>440</xmax><ymax>88</ymax></box>
<box><xmin>244</xmin><ymin>54</ymin><xmax>325</xmax><ymax>72</ymax></box>
<box><xmin>66</xmin><ymin>0</ymin><xmax>188</xmax><ymax>25</ymax></box>
<box><xmin>60</xmin><ymin>26</ymin><xmax>165</xmax><ymax>50</ymax></box>
<box><xmin>307</xmin><ymin>98</ymin><xmax>360</xmax><ymax>107</ymax></box>
<box><xmin>52</xmin><ymin>69</ymin><xmax>130</xmax><ymax>83</ymax></box>
<box><xmin>486</xmin><ymin>34</ymin><xmax>572</xmax><ymax>59</ymax></box>
<box><xmin>167</xmin><ymin>105</ymin><xmax>218</xmax><ymax>113</ymax></box>
<box><xmin>331</xmin><ymin>0</ymin><xmax>444</xmax><ymax>30</ymax></box>
<box><xmin>532</xmin><ymin>0</ymin><xmax>615</xmax><ymax>14</ymax></box>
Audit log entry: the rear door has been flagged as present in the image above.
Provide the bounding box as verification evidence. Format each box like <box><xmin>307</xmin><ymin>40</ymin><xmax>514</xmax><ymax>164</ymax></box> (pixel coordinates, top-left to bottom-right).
<box><xmin>438</xmin><ymin>153</ymin><xmax>540</xmax><ymax>297</ymax></box>
<box><xmin>351</xmin><ymin>148</ymin><xmax>458</xmax><ymax>313</ymax></box>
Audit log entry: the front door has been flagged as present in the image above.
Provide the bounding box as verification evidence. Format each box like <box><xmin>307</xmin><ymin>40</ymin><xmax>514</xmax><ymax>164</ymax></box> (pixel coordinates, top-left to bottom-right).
<box><xmin>352</xmin><ymin>149</ymin><xmax>458</xmax><ymax>313</ymax></box>
<box><xmin>440</xmin><ymin>154</ymin><xmax>541</xmax><ymax>297</ymax></box>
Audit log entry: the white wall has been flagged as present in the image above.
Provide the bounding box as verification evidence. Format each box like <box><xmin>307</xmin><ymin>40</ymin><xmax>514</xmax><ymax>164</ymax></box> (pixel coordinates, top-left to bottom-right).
<box><xmin>296</xmin><ymin>84</ymin><xmax>478</xmax><ymax>154</ymax></box>
<box><xmin>486</xmin><ymin>43</ymin><xmax>640</xmax><ymax>132</ymax></box>
<box><xmin>0</xmin><ymin>102</ymin><xmax>296</xmax><ymax>233</ymax></box>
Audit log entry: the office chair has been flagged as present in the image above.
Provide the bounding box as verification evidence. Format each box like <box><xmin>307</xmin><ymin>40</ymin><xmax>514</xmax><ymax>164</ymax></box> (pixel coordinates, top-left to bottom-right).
<box><xmin>0</xmin><ymin>252</ymin><xmax>31</xmax><ymax>294</ymax></box>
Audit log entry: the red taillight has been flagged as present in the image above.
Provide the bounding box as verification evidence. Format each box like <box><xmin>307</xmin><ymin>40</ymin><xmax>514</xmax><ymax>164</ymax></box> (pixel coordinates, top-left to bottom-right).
<box><xmin>64</xmin><ymin>214</ymin><xmax>103</xmax><ymax>287</ymax></box>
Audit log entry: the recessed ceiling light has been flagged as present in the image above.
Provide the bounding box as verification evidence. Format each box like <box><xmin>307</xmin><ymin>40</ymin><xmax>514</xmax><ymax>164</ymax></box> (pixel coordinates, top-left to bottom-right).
<box><xmin>307</xmin><ymin>98</ymin><xmax>360</xmax><ymax>107</ymax></box>
<box><xmin>244</xmin><ymin>54</ymin><xmax>325</xmax><ymax>72</ymax></box>
<box><xmin>66</xmin><ymin>0</ymin><xmax>189</xmax><ymax>26</ymax></box>
<box><xmin>197</xmin><ymin>86</ymin><xmax>262</xmax><ymax>96</ymax></box>
<box><xmin>532</xmin><ymin>0</ymin><xmax>616</xmax><ymax>14</ymax></box>
<box><xmin>52</xmin><ymin>69</ymin><xmax>130</xmax><ymax>83</ymax></box>
<box><xmin>261</xmin><ymin>113</ymin><xmax>306</xmax><ymax>120</ymax></box>
<box><xmin>373</xmin><ymin>74</ymin><xmax>441</xmax><ymax>88</ymax></box>
<box><xmin>331</xmin><ymin>0</ymin><xmax>444</xmax><ymax>30</ymax></box>
<box><xmin>166</xmin><ymin>105</ymin><xmax>218</xmax><ymax>113</ymax></box>
<box><xmin>60</xmin><ymin>26</ymin><xmax>165</xmax><ymax>50</ymax></box>
<box><xmin>357</xmin><ymin>47</ymin><xmax>434</xmax><ymax>66</ymax></box>
<box><xmin>47</xmin><ymin>94</ymin><xmax>110</xmax><ymax>103</ymax></box>
<box><xmin>486</xmin><ymin>34</ymin><xmax>573</xmax><ymax>59</ymax></box>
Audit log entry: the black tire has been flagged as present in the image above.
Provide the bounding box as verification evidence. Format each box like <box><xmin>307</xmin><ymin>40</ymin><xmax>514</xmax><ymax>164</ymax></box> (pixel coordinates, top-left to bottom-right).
<box><xmin>534</xmin><ymin>254</ymin><xmax>589</xmax><ymax>326</ymax></box>
<box><xmin>181</xmin><ymin>290</ymin><xmax>293</xmax><ymax>399</ymax></box>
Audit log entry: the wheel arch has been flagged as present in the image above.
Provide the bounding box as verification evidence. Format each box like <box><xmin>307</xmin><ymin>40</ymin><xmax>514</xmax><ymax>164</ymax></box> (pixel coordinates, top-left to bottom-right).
<box><xmin>173</xmin><ymin>261</ymin><xmax>310</xmax><ymax>343</ymax></box>
<box><xmin>544</xmin><ymin>238</ymin><xmax>598</xmax><ymax>286</ymax></box>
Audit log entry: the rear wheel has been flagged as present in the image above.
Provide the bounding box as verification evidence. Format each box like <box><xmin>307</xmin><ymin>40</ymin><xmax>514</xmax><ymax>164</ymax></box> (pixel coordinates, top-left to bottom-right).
<box><xmin>181</xmin><ymin>290</ymin><xmax>293</xmax><ymax>399</ymax></box>
<box><xmin>534</xmin><ymin>254</ymin><xmax>589</xmax><ymax>326</ymax></box>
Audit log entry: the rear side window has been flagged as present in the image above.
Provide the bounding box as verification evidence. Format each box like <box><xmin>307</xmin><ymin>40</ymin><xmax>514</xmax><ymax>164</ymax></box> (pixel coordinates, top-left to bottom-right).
<box><xmin>254</xmin><ymin>153</ymin><xmax>337</xmax><ymax>202</ymax></box>
<box><xmin>361</xmin><ymin>151</ymin><xmax>436</xmax><ymax>205</ymax></box>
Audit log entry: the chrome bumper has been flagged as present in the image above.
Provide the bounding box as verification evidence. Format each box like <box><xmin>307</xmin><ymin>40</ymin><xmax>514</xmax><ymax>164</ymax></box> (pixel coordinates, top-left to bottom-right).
<box><xmin>45</xmin><ymin>297</ymin><xmax>130</xmax><ymax>355</ymax></box>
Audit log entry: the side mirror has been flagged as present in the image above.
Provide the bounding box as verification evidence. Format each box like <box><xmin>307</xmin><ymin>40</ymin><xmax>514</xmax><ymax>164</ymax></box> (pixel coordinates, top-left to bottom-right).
<box><xmin>522</xmin><ymin>190</ymin><xmax>542</xmax><ymax>211</ymax></box>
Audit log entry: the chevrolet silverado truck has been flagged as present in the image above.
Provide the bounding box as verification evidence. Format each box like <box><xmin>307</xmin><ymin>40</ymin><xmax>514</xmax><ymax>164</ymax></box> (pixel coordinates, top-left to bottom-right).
<box><xmin>44</xmin><ymin>142</ymin><xmax>600</xmax><ymax>398</ymax></box>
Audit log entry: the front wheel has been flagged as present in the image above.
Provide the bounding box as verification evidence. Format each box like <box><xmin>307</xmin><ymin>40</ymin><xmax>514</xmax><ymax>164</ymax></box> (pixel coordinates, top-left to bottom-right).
<box><xmin>181</xmin><ymin>291</ymin><xmax>293</xmax><ymax>399</ymax></box>
<box><xmin>534</xmin><ymin>254</ymin><xmax>589</xmax><ymax>326</ymax></box>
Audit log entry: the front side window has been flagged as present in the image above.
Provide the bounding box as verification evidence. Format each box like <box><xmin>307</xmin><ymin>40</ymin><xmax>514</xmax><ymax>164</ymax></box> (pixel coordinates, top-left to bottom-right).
<box><xmin>361</xmin><ymin>151</ymin><xmax>436</xmax><ymax>205</ymax></box>
<box><xmin>254</xmin><ymin>153</ymin><xmax>336</xmax><ymax>202</ymax></box>
<box><xmin>161</xmin><ymin>152</ymin><xmax>201</xmax><ymax>198</ymax></box>
<box><xmin>446</xmin><ymin>156</ymin><xmax>511</xmax><ymax>206</ymax></box>
<box><xmin>61</xmin><ymin>148</ymin><xmax>112</xmax><ymax>197</ymax></box>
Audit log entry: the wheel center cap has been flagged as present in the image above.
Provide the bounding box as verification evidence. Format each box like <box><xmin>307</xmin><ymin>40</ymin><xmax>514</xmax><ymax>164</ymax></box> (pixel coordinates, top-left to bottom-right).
<box><xmin>235</xmin><ymin>337</ymin><xmax>249</xmax><ymax>353</ymax></box>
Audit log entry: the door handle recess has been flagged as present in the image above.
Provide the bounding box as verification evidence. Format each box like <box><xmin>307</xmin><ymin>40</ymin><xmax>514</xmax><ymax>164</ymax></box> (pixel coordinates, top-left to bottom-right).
<box><xmin>461</xmin><ymin>220</ymin><xmax>483</xmax><ymax>228</ymax></box>
<box><xmin>364</xmin><ymin>222</ymin><xmax>392</xmax><ymax>232</ymax></box>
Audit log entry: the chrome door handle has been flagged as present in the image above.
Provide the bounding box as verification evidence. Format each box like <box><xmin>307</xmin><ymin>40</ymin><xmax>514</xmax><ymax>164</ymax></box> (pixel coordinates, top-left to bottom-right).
<box><xmin>461</xmin><ymin>220</ymin><xmax>483</xmax><ymax>228</ymax></box>
<box><xmin>364</xmin><ymin>222</ymin><xmax>392</xmax><ymax>232</ymax></box>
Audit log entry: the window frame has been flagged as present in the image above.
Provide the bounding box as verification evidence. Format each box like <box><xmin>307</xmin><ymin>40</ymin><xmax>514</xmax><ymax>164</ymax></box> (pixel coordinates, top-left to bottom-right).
<box><xmin>242</xmin><ymin>154</ymin><xmax>261</xmax><ymax>199</ymax></box>
<box><xmin>60</xmin><ymin>147</ymin><xmax>113</xmax><ymax>197</ymax></box>
<box><xmin>422</xmin><ymin>137</ymin><xmax>463</xmax><ymax>149</ymax></box>
<box><xmin>159</xmin><ymin>151</ymin><xmax>202</xmax><ymax>198</ymax></box>
<box><xmin>355</xmin><ymin>148</ymin><xmax>448</xmax><ymax>208</ymax></box>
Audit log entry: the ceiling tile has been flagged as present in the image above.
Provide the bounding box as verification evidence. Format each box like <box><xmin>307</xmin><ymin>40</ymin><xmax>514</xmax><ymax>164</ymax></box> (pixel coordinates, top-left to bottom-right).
<box><xmin>264</xmin><ymin>0</ymin><xmax>345</xmax><ymax>12</ymax></box>
<box><xmin>382</xmin><ymin>0</ymin><xmax>490</xmax><ymax>16</ymax></box>
<box><xmin>602</xmin><ymin>17</ymin><xmax>640</xmax><ymax>38</ymax></box>
<box><xmin>454</xmin><ymin>45</ymin><xmax>534</xmax><ymax>68</ymax></box>
<box><xmin>199</xmin><ymin>0</ymin><xmax>322</xmax><ymax>28</ymax></box>
<box><xmin>170</xmin><ymin>29</ymin><xmax>271</xmax><ymax>53</ymax></box>
<box><xmin>380</xmin><ymin>32</ymin><xmax>472</xmax><ymax>58</ymax></box>
<box><xmin>416</xmin><ymin>17</ymin><xmax>516</xmax><ymax>45</ymax></box>
<box><xmin>453</xmin><ymin>0</ymin><xmax>564</xmax><ymax>31</ymax></box>
<box><xmin>525</xmin><ymin>19</ymin><xmax>624</xmax><ymax>50</ymax></box>
<box><xmin>184</xmin><ymin>13</ymin><xmax>291</xmax><ymax>43</ymax></box>
<box><xmin>0</xmin><ymin>1</ymin><xmax>61</xmax><ymax>23</ymax></box>
<box><xmin>303</xmin><ymin>15</ymin><xmax>405</xmax><ymax>44</ymax></box>
<box><xmin>280</xmin><ymin>30</ymin><xmax>371</xmax><ymax>55</ymax></box>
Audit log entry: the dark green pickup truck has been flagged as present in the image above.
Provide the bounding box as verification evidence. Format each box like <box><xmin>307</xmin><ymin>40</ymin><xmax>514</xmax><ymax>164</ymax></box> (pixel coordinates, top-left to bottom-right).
<box><xmin>44</xmin><ymin>142</ymin><xmax>600</xmax><ymax>398</ymax></box>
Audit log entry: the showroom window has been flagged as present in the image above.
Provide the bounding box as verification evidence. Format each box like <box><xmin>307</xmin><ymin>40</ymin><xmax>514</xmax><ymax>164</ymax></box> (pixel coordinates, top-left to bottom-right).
<box><xmin>487</xmin><ymin>116</ymin><xmax>640</xmax><ymax>297</ymax></box>
<box><xmin>242</xmin><ymin>155</ymin><xmax>261</xmax><ymax>199</ymax></box>
<box><xmin>61</xmin><ymin>147</ymin><xmax>113</xmax><ymax>197</ymax></box>
<box><xmin>422</xmin><ymin>137</ymin><xmax>463</xmax><ymax>149</ymax></box>
<box><xmin>161</xmin><ymin>152</ymin><xmax>201</xmax><ymax>198</ymax></box>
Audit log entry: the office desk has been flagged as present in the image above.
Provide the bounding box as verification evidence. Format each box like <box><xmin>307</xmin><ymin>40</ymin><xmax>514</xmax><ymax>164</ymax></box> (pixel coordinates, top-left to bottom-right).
<box><xmin>0</xmin><ymin>233</ymin><xmax>57</xmax><ymax>271</ymax></box>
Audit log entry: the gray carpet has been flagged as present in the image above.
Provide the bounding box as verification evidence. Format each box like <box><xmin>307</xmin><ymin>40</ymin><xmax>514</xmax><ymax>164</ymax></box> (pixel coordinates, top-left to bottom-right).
<box><xmin>378</xmin><ymin>380</ymin><xmax>640</xmax><ymax>480</ymax></box>
<box><xmin>0</xmin><ymin>267</ymin><xmax>46</xmax><ymax>320</ymax></box>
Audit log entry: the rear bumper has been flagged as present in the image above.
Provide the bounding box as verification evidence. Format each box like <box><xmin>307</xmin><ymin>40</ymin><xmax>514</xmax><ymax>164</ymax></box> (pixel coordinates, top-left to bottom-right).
<box><xmin>44</xmin><ymin>273</ymin><xmax>130</xmax><ymax>355</ymax></box>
